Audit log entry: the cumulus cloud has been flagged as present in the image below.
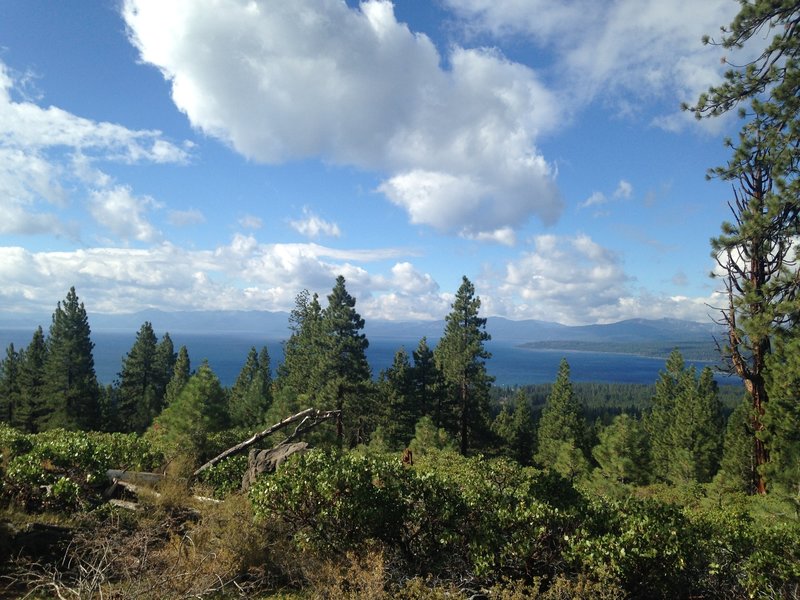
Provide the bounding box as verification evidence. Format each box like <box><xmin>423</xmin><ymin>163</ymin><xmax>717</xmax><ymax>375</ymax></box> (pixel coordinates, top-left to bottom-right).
<box><xmin>480</xmin><ymin>233</ymin><xmax>716</xmax><ymax>324</ymax></box>
<box><xmin>289</xmin><ymin>207</ymin><xmax>341</xmax><ymax>239</ymax></box>
<box><xmin>0</xmin><ymin>237</ymin><xmax>432</xmax><ymax>317</ymax></box>
<box><xmin>0</xmin><ymin>61</ymin><xmax>188</xmax><ymax>240</ymax></box>
<box><xmin>579</xmin><ymin>191</ymin><xmax>607</xmax><ymax>209</ymax></box>
<box><xmin>461</xmin><ymin>226</ymin><xmax>517</xmax><ymax>246</ymax></box>
<box><xmin>88</xmin><ymin>186</ymin><xmax>162</xmax><ymax>243</ymax></box>
<box><xmin>123</xmin><ymin>0</ymin><xmax>563</xmax><ymax>238</ymax></box>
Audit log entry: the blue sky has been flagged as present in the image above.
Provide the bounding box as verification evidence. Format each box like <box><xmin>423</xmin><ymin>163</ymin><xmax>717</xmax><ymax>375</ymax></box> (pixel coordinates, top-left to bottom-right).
<box><xmin>0</xmin><ymin>0</ymin><xmax>750</xmax><ymax>325</ymax></box>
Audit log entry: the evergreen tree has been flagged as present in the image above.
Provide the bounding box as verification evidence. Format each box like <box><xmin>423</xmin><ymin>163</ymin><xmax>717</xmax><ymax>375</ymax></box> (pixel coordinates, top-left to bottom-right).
<box><xmin>154</xmin><ymin>332</ymin><xmax>176</xmax><ymax>397</ymax></box>
<box><xmin>320</xmin><ymin>275</ymin><xmax>373</xmax><ymax>445</ymax></box>
<box><xmin>763</xmin><ymin>334</ymin><xmax>800</xmax><ymax>500</ymax></box>
<box><xmin>714</xmin><ymin>398</ymin><xmax>757</xmax><ymax>495</ymax></box>
<box><xmin>378</xmin><ymin>347</ymin><xmax>417</xmax><ymax>450</ymax></box>
<box><xmin>16</xmin><ymin>327</ymin><xmax>48</xmax><ymax>432</ymax></box>
<box><xmin>411</xmin><ymin>336</ymin><xmax>445</xmax><ymax>427</ymax></box>
<box><xmin>0</xmin><ymin>344</ymin><xmax>21</xmax><ymax>426</ymax></box>
<box><xmin>690</xmin><ymin>2</ymin><xmax>800</xmax><ymax>494</ymax></box>
<box><xmin>153</xmin><ymin>361</ymin><xmax>229</xmax><ymax>460</ymax></box>
<box><xmin>535</xmin><ymin>358</ymin><xmax>587</xmax><ymax>472</ymax></box>
<box><xmin>276</xmin><ymin>290</ymin><xmax>325</xmax><ymax>402</ymax></box>
<box><xmin>117</xmin><ymin>322</ymin><xmax>161</xmax><ymax>433</ymax></box>
<box><xmin>42</xmin><ymin>287</ymin><xmax>101</xmax><ymax>430</ymax></box>
<box><xmin>592</xmin><ymin>414</ymin><xmax>650</xmax><ymax>487</ymax></box>
<box><xmin>647</xmin><ymin>350</ymin><xmax>724</xmax><ymax>484</ymax></box>
<box><xmin>434</xmin><ymin>276</ymin><xmax>493</xmax><ymax>455</ymax></box>
<box><xmin>229</xmin><ymin>346</ymin><xmax>273</xmax><ymax>428</ymax></box>
<box><xmin>164</xmin><ymin>345</ymin><xmax>191</xmax><ymax>406</ymax></box>
<box><xmin>492</xmin><ymin>389</ymin><xmax>535</xmax><ymax>465</ymax></box>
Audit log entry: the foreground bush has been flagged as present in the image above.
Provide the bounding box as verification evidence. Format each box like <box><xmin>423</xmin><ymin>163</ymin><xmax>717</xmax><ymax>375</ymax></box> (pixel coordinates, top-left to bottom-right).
<box><xmin>0</xmin><ymin>423</ymin><xmax>163</xmax><ymax>510</ymax></box>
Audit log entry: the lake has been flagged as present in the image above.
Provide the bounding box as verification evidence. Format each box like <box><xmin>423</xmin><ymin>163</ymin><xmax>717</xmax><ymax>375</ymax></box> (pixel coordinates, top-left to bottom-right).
<box><xmin>0</xmin><ymin>328</ymin><xmax>731</xmax><ymax>388</ymax></box>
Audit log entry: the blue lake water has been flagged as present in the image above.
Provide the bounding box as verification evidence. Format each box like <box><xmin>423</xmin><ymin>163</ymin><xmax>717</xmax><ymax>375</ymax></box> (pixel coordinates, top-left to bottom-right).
<box><xmin>0</xmin><ymin>329</ymin><xmax>732</xmax><ymax>388</ymax></box>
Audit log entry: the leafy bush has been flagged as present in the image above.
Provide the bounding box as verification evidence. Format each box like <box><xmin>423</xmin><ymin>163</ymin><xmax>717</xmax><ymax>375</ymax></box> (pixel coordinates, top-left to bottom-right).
<box><xmin>1</xmin><ymin>427</ymin><xmax>163</xmax><ymax>510</ymax></box>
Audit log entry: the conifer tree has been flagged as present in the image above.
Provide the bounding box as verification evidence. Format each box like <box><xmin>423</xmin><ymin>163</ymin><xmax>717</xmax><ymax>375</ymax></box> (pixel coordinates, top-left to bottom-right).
<box><xmin>276</xmin><ymin>290</ymin><xmax>325</xmax><ymax>402</ymax></box>
<box><xmin>435</xmin><ymin>276</ymin><xmax>493</xmax><ymax>455</ymax></box>
<box><xmin>42</xmin><ymin>287</ymin><xmax>101</xmax><ymax>430</ymax></box>
<box><xmin>0</xmin><ymin>344</ymin><xmax>21</xmax><ymax>426</ymax></box>
<box><xmin>492</xmin><ymin>389</ymin><xmax>535</xmax><ymax>465</ymax></box>
<box><xmin>320</xmin><ymin>275</ymin><xmax>373</xmax><ymax>445</ymax></box>
<box><xmin>229</xmin><ymin>346</ymin><xmax>273</xmax><ymax>428</ymax></box>
<box><xmin>535</xmin><ymin>358</ymin><xmax>587</xmax><ymax>472</ymax></box>
<box><xmin>714</xmin><ymin>398</ymin><xmax>756</xmax><ymax>495</ymax></box>
<box><xmin>378</xmin><ymin>347</ymin><xmax>417</xmax><ymax>450</ymax></box>
<box><xmin>153</xmin><ymin>361</ymin><xmax>229</xmax><ymax>460</ymax></box>
<box><xmin>592</xmin><ymin>413</ymin><xmax>650</xmax><ymax>486</ymax></box>
<box><xmin>647</xmin><ymin>350</ymin><xmax>724</xmax><ymax>484</ymax></box>
<box><xmin>690</xmin><ymin>1</ymin><xmax>800</xmax><ymax>494</ymax></box>
<box><xmin>411</xmin><ymin>337</ymin><xmax>445</xmax><ymax>427</ymax></box>
<box><xmin>117</xmin><ymin>322</ymin><xmax>161</xmax><ymax>433</ymax></box>
<box><xmin>154</xmin><ymin>332</ymin><xmax>176</xmax><ymax>396</ymax></box>
<box><xmin>16</xmin><ymin>327</ymin><xmax>48</xmax><ymax>432</ymax></box>
<box><xmin>164</xmin><ymin>345</ymin><xmax>191</xmax><ymax>406</ymax></box>
<box><xmin>763</xmin><ymin>335</ymin><xmax>800</xmax><ymax>500</ymax></box>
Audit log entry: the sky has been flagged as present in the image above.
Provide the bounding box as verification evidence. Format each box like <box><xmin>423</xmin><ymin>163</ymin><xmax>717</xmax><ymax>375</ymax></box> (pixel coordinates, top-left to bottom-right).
<box><xmin>0</xmin><ymin>0</ymin><xmax>754</xmax><ymax>326</ymax></box>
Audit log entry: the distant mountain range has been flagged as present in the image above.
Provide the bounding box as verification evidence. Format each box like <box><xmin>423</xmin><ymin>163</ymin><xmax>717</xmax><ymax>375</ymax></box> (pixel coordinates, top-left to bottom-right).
<box><xmin>0</xmin><ymin>310</ymin><xmax>723</xmax><ymax>360</ymax></box>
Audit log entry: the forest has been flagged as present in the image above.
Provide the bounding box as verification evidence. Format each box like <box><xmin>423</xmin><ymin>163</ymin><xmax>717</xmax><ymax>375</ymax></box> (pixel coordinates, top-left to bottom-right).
<box><xmin>2</xmin><ymin>2</ymin><xmax>800</xmax><ymax>598</ymax></box>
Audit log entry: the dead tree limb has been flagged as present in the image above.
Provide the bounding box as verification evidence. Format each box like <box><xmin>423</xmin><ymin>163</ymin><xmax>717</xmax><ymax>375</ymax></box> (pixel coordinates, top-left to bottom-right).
<box><xmin>191</xmin><ymin>408</ymin><xmax>340</xmax><ymax>479</ymax></box>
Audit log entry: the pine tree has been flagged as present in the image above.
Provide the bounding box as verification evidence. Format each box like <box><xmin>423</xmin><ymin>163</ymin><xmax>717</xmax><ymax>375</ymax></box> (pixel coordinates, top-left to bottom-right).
<box><xmin>378</xmin><ymin>347</ymin><xmax>417</xmax><ymax>450</ymax></box>
<box><xmin>647</xmin><ymin>350</ymin><xmax>724</xmax><ymax>484</ymax></box>
<box><xmin>276</xmin><ymin>290</ymin><xmax>325</xmax><ymax>402</ymax></box>
<box><xmin>42</xmin><ymin>287</ymin><xmax>101</xmax><ymax>430</ymax></box>
<box><xmin>690</xmin><ymin>2</ymin><xmax>800</xmax><ymax>495</ymax></box>
<box><xmin>434</xmin><ymin>276</ymin><xmax>493</xmax><ymax>455</ymax></box>
<box><xmin>535</xmin><ymin>358</ymin><xmax>586</xmax><ymax>472</ymax></box>
<box><xmin>492</xmin><ymin>389</ymin><xmax>535</xmax><ymax>465</ymax></box>
<box><xmin>592</xmin><ymin>413</ymin><xmax>650</xmax><ymax>486</ymax></box>
<box><xmin>117</xmin><ymin>322</ymin><xmax>161</xmax><ymax>433</ymax></box>
<box><xmin>411</xmin><ymin>337</ymin><xmax>445</xmax><ymax>427</ymax></box>
<box><xmin>164</xmin><ymin>345</ymin><xmax>191</xmax><ymax>406</ymax></box>
<box><xmin>714</xmin><ymin>398</ymin><xmax>757</xmax><ymax>495</ymax></box>
<box><xmin>0</xmin><ymin>344</ymin><xmax>21</xmax><ymax>426</ymax></box>
<box><xmin>229</xmin><ymin>346</ymin><xmax>273</xmax><ymax>428</ymax></box>
<box><xmin>154</xmin><ymin>332</ymin><xmax>176</xmax><ymax>398</ymax></box>
<box><xmin>153</xmin><ymin>361</ymin><xmax>229</xmax><ymax>460</ymax></box>
<box><xmin>763</xmin><ymin>334</ymin><xmax>800</xmax><ymax>500</ymax></box>
<box><xmin>16</xmin><ymin>327</ymin><xmax>48</xmax><ymax>432</ymax></box>
<box><xmin>320</xmin><ymin>275</ymin><xmax>373</xmax><ymax>445</ymax></box>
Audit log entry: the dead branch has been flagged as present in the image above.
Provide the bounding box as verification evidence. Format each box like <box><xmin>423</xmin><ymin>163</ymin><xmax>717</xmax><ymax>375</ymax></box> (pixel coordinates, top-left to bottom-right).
<box><xmin>192</xmin><ymin>408</ymin><xmax>340</xmax><ymax>479</ymax></box>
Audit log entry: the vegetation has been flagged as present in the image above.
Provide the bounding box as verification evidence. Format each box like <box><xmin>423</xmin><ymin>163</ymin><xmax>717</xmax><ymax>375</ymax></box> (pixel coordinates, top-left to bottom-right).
<box><xmin>1</xmin><ymin>5</ymin><xmax>800</xmax><ymax>593</ymax></box>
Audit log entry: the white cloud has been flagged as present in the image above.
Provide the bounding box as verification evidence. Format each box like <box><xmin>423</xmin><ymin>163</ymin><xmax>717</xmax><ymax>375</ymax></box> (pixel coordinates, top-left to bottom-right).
<box><xmin>479</xmin><ymin>233</ymin><xmax>717</xmax><ymax>324</ymax></box>
<box><xmin>123</xmin><ymin>0</ymin><xmax>563</xmax><ymax>238</ymax></box>
<box><xmin>289</xmin><ymin>207</ymin><xmax>341</xmax><ymax>239</ymax></box>
<box><xmin>614</xmin><ymin>179</ymin><xmax>633</xmax><ymax>199</ymax></box>
<box><xmin>443</xmin><ymin>0</ymin><xmax>742</xmax><ymax>130</ymax></box>
<box><xmin>461</xmin><ymin>226</ymin><xmax>517</xmax><ymax>246</ymax></box>
<box><xmin>87</xmin><ymin>185</ymin><xmax>162</xmax><ymax>243</ymax></box>
<box><xmin>579</xmin><ymin>191</ymin><xmax>607</xmax><ymax>209</ymax></box>
<box><xmin>0</xmin><ymin>61</ymin><xmax>188</xmax><ymax>239</ymax></box>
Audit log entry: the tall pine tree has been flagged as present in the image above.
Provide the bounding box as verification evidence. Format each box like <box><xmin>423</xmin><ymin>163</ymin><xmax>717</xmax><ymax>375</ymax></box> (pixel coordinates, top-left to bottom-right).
<box><xmin>434</xmin><ymin>276</ymin><xmax>493</xmax><ymax>455</ymax></box>
<box><xmin>535</xmin><ymin>358</ymin><xmax>587</xmax><ymax>474</ymax></box>
<box><xmin>164</xmin><ymin>345</ymin><xmax>191</xmax><ymax>406</ymax></box>
<box><xmin>0</xmin><ymin>344</ymin><xmax>21</xmax><ymax>426</ymax></box>
<box><xmin>117</xmin><ymin>322</ymin><xmax>161</xmax><ymax>433</ymax></box>
<box><xmin>42</xmin><ymin>287</ymin><xmax>101</xmax><ymax>430</ymax></box>
<box><xmin>229</xmin><ymin>346</ymin><xmax>273</xmax><ymax>428</ymax></box>
<box><xmin>16</xmin><ymin>327</ymin><xmax>48</xmax><ymax>432</ymax></box>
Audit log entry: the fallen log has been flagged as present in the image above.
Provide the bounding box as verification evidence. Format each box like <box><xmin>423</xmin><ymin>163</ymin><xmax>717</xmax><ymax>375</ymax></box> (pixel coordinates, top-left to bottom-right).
<box><xmin>191</xmin><ymin>407</ymin><xmax>340</xmax><ymax>479</ymax></box>
<box><xmin>241</xmin><ymin>441</ymin><xmax>309</xmax><ymax>491</ymax></box>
